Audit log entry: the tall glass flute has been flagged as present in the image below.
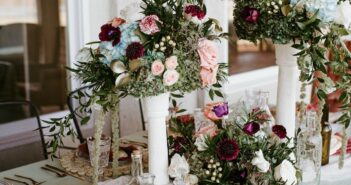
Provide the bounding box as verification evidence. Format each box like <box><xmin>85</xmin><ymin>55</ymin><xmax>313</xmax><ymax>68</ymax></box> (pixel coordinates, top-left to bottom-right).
<box><xmin>297</xmin><ymin>111</ymin><xmax>322</xmax><ymax>185</ymax></box>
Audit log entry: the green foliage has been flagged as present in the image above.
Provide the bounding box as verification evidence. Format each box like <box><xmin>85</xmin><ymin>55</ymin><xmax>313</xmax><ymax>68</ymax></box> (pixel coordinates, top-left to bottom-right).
<box><xmin>234</xmin><ymin>0</ymin><xmax>351</xmax><ymax>130</ymax></box>
<box><xmin>170</xmin><ymin>109</ymin><xmax>297</xmax><ymax>184</ymax></box>
<box><xmin>42</xmin><ymin>115</ymin><xmax>77</xmax><ymax>159</ymax></box>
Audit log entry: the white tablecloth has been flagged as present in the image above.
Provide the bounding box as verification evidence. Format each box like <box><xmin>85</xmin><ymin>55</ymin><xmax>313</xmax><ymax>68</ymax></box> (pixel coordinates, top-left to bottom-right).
<box><xmin>321</xmin><ymin>155</ymin><xmax>351</xmax><ymax>185</ymax></box>
<box><xmin>0</xmin><ymin>111</ymin><xmax>70</xmax><ymax>150</ymax></box>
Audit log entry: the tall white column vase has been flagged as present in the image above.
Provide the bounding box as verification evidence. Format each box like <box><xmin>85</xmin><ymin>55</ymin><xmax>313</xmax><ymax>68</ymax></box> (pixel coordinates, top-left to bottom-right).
<box><xmin>275</xmin><ymin>44</ymin><xmax>300</xmax><ymax>138</ymax></box>
<box><xmin>143</xmin><ymin>92</ymin><xmax>170</xmax><ymax>185</ymax></box>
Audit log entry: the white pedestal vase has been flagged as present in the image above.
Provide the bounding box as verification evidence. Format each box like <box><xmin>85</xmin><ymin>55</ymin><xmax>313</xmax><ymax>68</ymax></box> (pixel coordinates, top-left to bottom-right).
<box><xmin>275</xmin><ymin>44</ymin><xmax>300</xmax><ymax>138</ymax></box>
<box><xmin>143</xmin><ymin>93</ymin><xmax>170</xmax><ymax>185</ymax></box>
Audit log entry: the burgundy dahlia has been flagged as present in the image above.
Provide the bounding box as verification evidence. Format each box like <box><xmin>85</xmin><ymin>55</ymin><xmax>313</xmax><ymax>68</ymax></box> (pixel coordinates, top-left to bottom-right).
<box><xmin>98</xmin><ymin>24</ymin><xmax>122</xmax><ymax>46</ymax></box>
<box><xmin>272</xmin><ymin>125</ymin><xmax>287</xmax><ymax>139</ymax></box>
<box><xmin>184</xmin><ymin>5</ymin><xmax>206</xmax><ymax>20</ymax></box>
<box><xmin>243</xmin><ymin>122</ymin><xmax>260</xmax><ymax>136</ymax></box>
<box><xmin>126</xmin><ymin>42</ymin><xmax>145</xmax><ymax>60</ymax></box>
<box><xmin>173</xmin><ymin>137</ymin><xmax>187</xmax><ymax>153</ymax></box>
<box><xmin>241</xmin><ymin>7</ymin><xmax>260</xmax><ymax>24</ymax></box>
<box><xmin>213</xmin><ymin>102</ymin><xmax>229</xmax><ymax>118</ymax></box>
<box><xmin>216</xmin><ymin>138</ymin><xmax>240</xmax><ymax>161</ymax></box>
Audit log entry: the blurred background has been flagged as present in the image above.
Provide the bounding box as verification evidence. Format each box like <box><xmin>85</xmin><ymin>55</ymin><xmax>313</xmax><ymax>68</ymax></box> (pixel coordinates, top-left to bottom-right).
<box><xmin>0</xmin><ymin>0</ymin><xmax>68</xmax><ymax>116</ymax></box>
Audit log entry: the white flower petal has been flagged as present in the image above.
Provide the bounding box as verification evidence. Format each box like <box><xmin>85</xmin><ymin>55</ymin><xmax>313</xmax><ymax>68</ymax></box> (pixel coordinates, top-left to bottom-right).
<box><xmin>168</xmin><ymin>154</ymin><xmax>190</xmax><ymax>179</ymax></box>
<box><xmin>274</xmin><ymin>160</ymin><xmax>297</xmax><ymax>185</ymax></box>
<box><xmin>111</xmin><ymin>61</ymin><xmax>127</xmax><ymax>74</ymax></box>
<box><xmin>194</xmin><ymin>135</ymin><xmax>208</xmax><ymax>151</ymax></box>
<box><xmin>75</xmin><ymin>48</ymin><xmax>93</xmax><ymax>62</ymax></box>
<box><xmin>115</xmin><ymin>73</ymin><xmax>130</xmax><ymax>87</ymax></box>
<box><xmin>251</xmin><ymin>150</ymin><xmax>270</xmax><ymax>173</ymax></box>
<box><xmin>335</xmin><ymin>1</ymin><xmax>351</xmax><ymax>29</ymax></box>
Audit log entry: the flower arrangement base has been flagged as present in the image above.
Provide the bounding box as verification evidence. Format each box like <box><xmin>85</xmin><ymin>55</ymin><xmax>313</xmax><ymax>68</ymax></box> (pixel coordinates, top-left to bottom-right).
<box><xmin>275</xmin><ymin>43</ymin><xmax>300</xmax><ymax>138</ymax></box>
<box><xmin>143</xmin><ymin>92</ymin><xmax>170</xmax><ymax>185</ymax></box>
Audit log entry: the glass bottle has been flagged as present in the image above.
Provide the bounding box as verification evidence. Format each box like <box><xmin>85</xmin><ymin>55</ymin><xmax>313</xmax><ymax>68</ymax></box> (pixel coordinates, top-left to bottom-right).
<box><xmin>246</xmin><ymin>90</ymin><xmax>275</xmax><ymax>130</ymax></box>
<box><xmin>128</xmin><ymin>150</ymin><xmax>143</xmax><ymax>185</ymax></box>
<box><xmin>297</xmin><ymin>111</ymin><xmax>322</xmax><ymax>185</ymax></box>
<box><xmin>321</xmin><ymin>103</ymin><xmax>332</xmax><ymax>166</ymax></box>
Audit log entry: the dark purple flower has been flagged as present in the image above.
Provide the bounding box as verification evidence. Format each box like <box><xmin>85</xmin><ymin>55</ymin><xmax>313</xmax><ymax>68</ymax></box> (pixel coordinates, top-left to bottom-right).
<box><xmin>184</xmin><ymin>4</ymin><xmax>206</xmax><ymax>20</ymax></box>
<box><xmin>231</xmin><ymin>169</ymin><xmax>248</xmax><ymax>184</ymax></box>
<box><xmin>173</xmin><ymin>137</ymin><xmax>187</xmax><ymax>153</ymax></box>
<box><xmin>213</xmin><ymin>102</ymin><xmax>229</xmax><ymax>118</ymax></box>
<box><xmin>98</xmin><ymin>24</ymin><xmax>122</xmax><ymax>46</ymax></box>
<box><xmin>243</xmin><ymin>122</ymin><xmax>260</xmax><ymax>136</ymax></box>
<box><xmin>126</xmin><ymin>42</ymin><xmax>145</xmax><ymax>60</ymax></box>
<box><xmin>216</xmin><ymin>138</ymin><xmax>240</xmax><ymax>161</ymax></box>
<box><xmin>241</xmin><ymin>7</ymin><xmax>260</xmax><ymax>24</ymax></box>
<box><xmin>272</xmin><ymin>125</ymin><xmax>287</xmax><ymax>139</ymax></box>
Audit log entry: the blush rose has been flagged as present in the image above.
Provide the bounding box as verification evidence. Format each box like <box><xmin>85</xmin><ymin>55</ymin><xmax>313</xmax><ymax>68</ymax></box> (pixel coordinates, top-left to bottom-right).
<box><xmin>200</xmin><ymin>64</ymin><xmax>218</xmax><ymax>87</ymax></box>
<box><xmin>163</xmin><ymin>70</ymin><xmax>180</xmax><ymax>86</ymax></box>
<box><xmin>165</xmin><ymin>56</ymin><xmax>178</xmax><ymax>70</ymax></box>
<box><xmin>151</xmin><ymin>60</ymin><xmax>165</xmax><ymax>76</ymax></box>
<box><xmin>197</xmin><ymin>39</ymin><xmax>218</xmax><ymax>69</ymax></box>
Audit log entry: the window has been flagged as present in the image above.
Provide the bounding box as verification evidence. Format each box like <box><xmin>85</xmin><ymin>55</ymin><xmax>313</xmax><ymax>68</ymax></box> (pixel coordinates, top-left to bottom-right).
<box><xmin>0</xmin><ymin>0</ymin><xmax>68</xmax><ymax>115</ymax></box>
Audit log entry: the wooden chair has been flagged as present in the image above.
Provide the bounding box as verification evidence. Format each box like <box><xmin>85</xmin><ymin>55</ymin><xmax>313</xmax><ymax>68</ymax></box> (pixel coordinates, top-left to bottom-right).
<box><xmin>0</xmin><ymin>100</ymin><xmax>47</xmax><ymax>172</ymax></box>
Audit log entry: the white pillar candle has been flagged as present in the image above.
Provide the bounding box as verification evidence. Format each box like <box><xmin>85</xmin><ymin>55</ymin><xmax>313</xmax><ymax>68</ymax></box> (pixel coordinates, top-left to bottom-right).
<box><xmin>275</xmin><ymin>44</ymin><xmax>300</xmax><ymax>138</ymax></box>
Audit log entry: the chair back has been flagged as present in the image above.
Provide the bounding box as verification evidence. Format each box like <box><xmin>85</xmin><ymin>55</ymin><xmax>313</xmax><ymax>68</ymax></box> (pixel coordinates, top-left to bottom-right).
<box><xmin>0</xmin><ymin>61</ymin><xmax>18</xmax><ymax>100</ymax></box>
<box><xmin>0</xmin><ymin>100</ymin><xmax>47</xmax><ymax>172</ymax></box>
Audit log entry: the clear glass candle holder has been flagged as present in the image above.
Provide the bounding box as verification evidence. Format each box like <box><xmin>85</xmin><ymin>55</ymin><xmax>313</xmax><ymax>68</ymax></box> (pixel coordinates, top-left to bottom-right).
<box><xmin>87</xmin><ymin>136</ymin><xmax>111</xmax><ymax>169</ymax></box>
<box><xmin>137</xmin><ymin>173</ymin><xmax>155</xmax><ymax>185</ymax></box>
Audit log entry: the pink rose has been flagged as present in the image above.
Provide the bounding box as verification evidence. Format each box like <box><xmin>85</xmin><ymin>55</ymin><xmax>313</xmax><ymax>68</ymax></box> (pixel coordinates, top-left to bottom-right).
<box><xmin>195</xmin><ymin>122</ymin><xmax>218</xmax><ymax>138</ymax></box>
<box><xmin>200</xmin><ymin>64</ymin><xmax>218</xmax><ymax>87</ymax></box>
<box><xmin>109</xmin><ymin>17</ymin><xmax>126</xmax><ymax>28</ymax></box>
<box><xmin>197</xmin><ymin>39</ymin><xmax>218</xmax><ymax>69</ymax></box>
<box><xmin>165</xmin><ymin>56</ymin><xmax>178</xmax><ymax>70</ymax></box>
<box><xmin>139</xmin><ymin>15</ymin><xmax>162</xmax><ymax>35</ymax></box>
<box><xmin>163</xmin><ymin>70</ymin><xmax>180</xmax><ymax>86</ymax></box>
<box><xmin>151</xmin><ymin>60</ymin><xmax>165</xmax><ymax>76</ymax></box>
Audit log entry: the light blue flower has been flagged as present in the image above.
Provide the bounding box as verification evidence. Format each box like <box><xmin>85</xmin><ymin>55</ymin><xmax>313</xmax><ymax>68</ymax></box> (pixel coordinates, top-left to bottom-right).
<box><xmin>306</xmin><ymin>0</ymin><xmax>337</xmax><ymax>22</ymax></box>
<box><xmin>290</xmin><ymin>0</ymin><xmax>337</xmax><ymax>23</ymax></box>
<box><xmin>99</xmin><ymin>22</ymin><xmax>141</xmax><ymax>64</ymax></box>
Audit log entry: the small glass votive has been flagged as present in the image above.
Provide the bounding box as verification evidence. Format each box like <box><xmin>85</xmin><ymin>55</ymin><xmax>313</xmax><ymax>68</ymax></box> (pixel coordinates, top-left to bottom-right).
<box><xmin>87</xmin><ymin>136</ymin><xmax>111</xmax><ymax>169</ymax></box>
<box><xmin>137</xmin><ymin>173</ymin><xmax>155</xmax><ymax>185</ymax></box>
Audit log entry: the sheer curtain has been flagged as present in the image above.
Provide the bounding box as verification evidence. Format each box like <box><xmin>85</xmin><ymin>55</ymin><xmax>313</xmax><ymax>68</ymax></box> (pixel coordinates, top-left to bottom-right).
<box><xmin>0</xmin><ymin>0</ymin><xmax>38</xmax><ymax>25</ymax></box>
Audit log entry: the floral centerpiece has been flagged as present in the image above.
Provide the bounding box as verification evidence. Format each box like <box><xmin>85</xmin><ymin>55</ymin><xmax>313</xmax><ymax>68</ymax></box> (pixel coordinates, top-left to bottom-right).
<box><xmin>168</xmin><ymin>102</ymin><xmax>298</xmax><ymax>185</ymax></box>
<box><xmin>45</xmin><ymin>0</ymin><xmax>227</xmax><ymax>184</ymax></box>
<box><xmin>234</xmin><ymin>0</ymin><xmax>351</xmax><ymax>167</ymax></box>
